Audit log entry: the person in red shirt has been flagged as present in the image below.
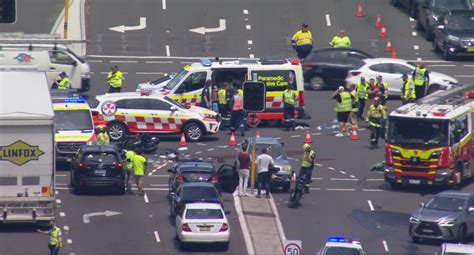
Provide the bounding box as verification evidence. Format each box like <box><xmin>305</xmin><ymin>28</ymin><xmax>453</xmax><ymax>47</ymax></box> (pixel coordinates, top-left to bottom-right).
<box><xmin>363</xmin><ymin>78</ymin><xmax>379</xmax><ymax>118</ymax></box>
<box><xmin>236</xmin><ymin>143</ymin><xmax>251</xmax><ymax>196</ymax></box>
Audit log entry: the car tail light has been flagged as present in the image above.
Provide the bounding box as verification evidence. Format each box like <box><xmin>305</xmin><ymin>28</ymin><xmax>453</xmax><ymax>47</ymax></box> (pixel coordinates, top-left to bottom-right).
<box><xmin>115</xmin><ymin>162</ymin><xmax>123</xmax><ymax>168</ymax></box>
<box><xmin>298</xmin><ymin>91</ymin><xmax>305</xmax><ymax>107</ymax></box>
<box><xmin>176</xmin><ymin>176</ymin><xmax>184</xmax><ymax>183</ymax></box>
<box><xmin>385</xmin><ymin>144</ymin><xmax>393</xmax><ymax>165</ymax></box>
<box><xmin>182</xmin><ymin>223</ymin><xmax>192</xmax><ymax>232</ymax></box>
<box><xmin>350</xmin><ymin>71</ymin><xmax>362</xmax><ymax>76</ymax></box>
<box><xmin>78</xmin><ymin>162</ymin><xmax>86</xmax><ymax>169</ymax></box>
<box><xmin>210</xmin><ymin>176</ymin><xmax>218</xmax><ymax>183</ymax></box>
<box><xmin>219</xmin><ymin>223</ymin><xmax>229</xmax><ymax>232</ymax></box>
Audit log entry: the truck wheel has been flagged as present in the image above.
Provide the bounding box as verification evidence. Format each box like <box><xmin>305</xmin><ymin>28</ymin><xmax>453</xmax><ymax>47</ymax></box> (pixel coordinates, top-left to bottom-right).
<box><xmin>108</xmin><ymin>122</ymin><xmax>127</xmax><ymax>142</ymax></box>
<box><xmin>183</xmin><ymin>122</ymin><xmax>203</xmax><ymax>142</ymax></box>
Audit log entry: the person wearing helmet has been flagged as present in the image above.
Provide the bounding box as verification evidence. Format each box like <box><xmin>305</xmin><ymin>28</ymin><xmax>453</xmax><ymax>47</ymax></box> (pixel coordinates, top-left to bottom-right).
<box><xmin>376</xmin><ymin>75</ymin><xmax>388</xmax><ymax>106</ymax></box>
<box><xmin>291</xmin><ymin>23</ymin><xmax>313</xmax><ymax>60</ymax></box>
<box><xmin>300</xmin><ymin>143</ymin><xmax>316</xmax><ymax>193</ymax></box>
<box><xmin>96</xmin><ymin>125</ymin><xmax>110</xmax><ymax>145</ymax></box>
<box><xmin>366</xmin><ymin>97</ymin><xmax>387</xmax><ymax>149</ymax></box>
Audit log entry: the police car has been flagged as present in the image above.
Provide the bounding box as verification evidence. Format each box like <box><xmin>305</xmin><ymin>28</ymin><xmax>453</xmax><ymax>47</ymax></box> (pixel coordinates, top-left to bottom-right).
<box><xmin>51</xmin><ymin>91</ymin><xmax>96</xmax><ymax>162</ymax></box>
<box><xmin>318</xmin><ymin>237</ymin><xmax>365</xmax><ymax>255</ymax></box>
<box><xmin>90</xmin><ymin>91</ymin><xmax>220</xmax><ymax>142</ymax></box>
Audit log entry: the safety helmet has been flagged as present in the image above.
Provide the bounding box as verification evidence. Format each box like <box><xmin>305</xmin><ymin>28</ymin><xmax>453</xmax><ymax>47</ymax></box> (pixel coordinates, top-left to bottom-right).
<box><xmin>303</xmin><ymin>143</ymin><xmax>311</xmax><ymax>151</ymax></box>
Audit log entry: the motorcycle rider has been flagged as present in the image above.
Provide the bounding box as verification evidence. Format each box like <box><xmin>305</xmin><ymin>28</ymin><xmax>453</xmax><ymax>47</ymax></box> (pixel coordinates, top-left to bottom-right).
<box><xmin>299</xmin><ymin>143</ymin><xmax>316</xmax><ymax>193</ymax></box>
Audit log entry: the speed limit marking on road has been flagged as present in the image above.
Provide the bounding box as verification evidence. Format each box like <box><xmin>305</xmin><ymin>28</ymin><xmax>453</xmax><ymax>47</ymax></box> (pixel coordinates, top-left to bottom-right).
<box><xmin>101</xmin><ymin>101</ymin><xmax>117</xmax><ymax>116</ymax></box>
<box><xmin>283</xmin><ymin>240</ymin><xmax>302</xmax><ymax>255</ymax></box>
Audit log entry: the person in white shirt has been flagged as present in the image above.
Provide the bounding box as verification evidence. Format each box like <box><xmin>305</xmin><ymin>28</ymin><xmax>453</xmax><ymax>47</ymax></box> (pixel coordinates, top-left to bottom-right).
<box><xmin>256</xmin><ymin>147</ymin><xmax>274</xmax><ymax>198</ymax></box>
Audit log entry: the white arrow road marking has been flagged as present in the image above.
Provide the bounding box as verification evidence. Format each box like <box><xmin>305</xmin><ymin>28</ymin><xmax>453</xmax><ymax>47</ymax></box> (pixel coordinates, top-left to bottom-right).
<box><xmin>83</xmin><ymin>211</ymin><xmax>122</xmax><ymax>223</ymax></box>
<box><xmin>109</xmin><ymin>17</ymin><xmax>147</xmax><ymax>33</ymax></box>
<box><xmin>189</xmin><ymin>19</ymin><xmax>226</xmax><ymax>35</ymax></box>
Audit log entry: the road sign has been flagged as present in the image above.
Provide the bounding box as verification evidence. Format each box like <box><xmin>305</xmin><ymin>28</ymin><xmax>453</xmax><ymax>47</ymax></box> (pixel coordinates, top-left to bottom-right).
<box><xmin>283</xmin><ymin>240</ymin><xmax>302</xmax><ymax>255</ymax></box>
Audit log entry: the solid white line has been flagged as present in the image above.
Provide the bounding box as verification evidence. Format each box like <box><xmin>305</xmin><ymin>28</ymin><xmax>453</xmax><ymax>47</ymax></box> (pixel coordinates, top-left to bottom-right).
<box><xmin>148</xmin><ymin>175</ymin><xmax>170</xmax><ymax>178</ymax></box>
<box><xmin>162</xmin><ymin>0</ymin><xmax>166</xmax><ymax>9</ymax></box>
<box><xmin>311</xmin><ymin>177</ymin><xmax>323</xmax><ymax>180</ymax></box>
<box><xmin>428</xmin><ymin>64</ymin><xmax>456</xmax><ymax>67</ymax></box>
<box><xmin>195</xmin><ymin>151</ymin><xmax>202</xmax><ymax>154</ymax></box>
<box><xmin>59</xmin><ymin>212</ymin><xmax>66</xmax><ymax>217</ymax></box>
<box><xmin>328</xmin><ymin>167</ymin><xmax>335</xmax><ymax>170</ymax></box>
<box><xmin>246</xmin><ymin>25</ymin><xmax>251</xmax><ymax>30</ymax></box>
<box><xmin>310</xmin><ymin>188</ymin><xmax>322</xmax><ymax>190</ymax></box>
<box><xmin>363</xmin><ymin>189</ymin><xmax>385</xmax><ymax>192</ymax></box>
<box><xmin>366</xmin><ymin>178</ymin><xmax>384</xmax><ymax>181</ymax></box>
<box><xmin>56</xmin><ymin>187</ymin><xmax>69</xmax><ymax>190</ymax></box>
<box><xmin>455</xmin><ymin>75</ymin><xmax>474</xmax><ymax>78</ymax></box>
<box><xmin>217</xmin><ymin>145</ymin><xmax>228</xmax><ymax>148</ymax></box>
<box><xmin>151</xmin><ymin>170</ymin><xmax>157</xmax><ymax>173</ymax></box>
<box><xmin>414</xmin><ymin>45</ymin><xmax>419</xmax><ymax>50</ymax></box>
<box><xmin>315</xmin><ymin>163</ymin><xmax>323</xmax><ymax>167</ymax></box>
<box><xmin>144</xmin><ymin>193</ymin><xmax>149</xmax><ymax>203</ymax></box>
<box><xmin>340</xmin><ymin>171</ymin><xmax>346</xmax><ymax>174</ymax></box>
<box><xmin>145</xmin><ymin>61</ymin><xmax>173</xmax><ymax>64</ymax></box>
<box><xmin>350</xmin><ymin>175</ymin><xmax>356</xmax><ymax>178</ymax></box>
<box><xmin>88</xmin><ymin>60</ymin><xmax>103</xmax><ymax>63</ymax></box>
<box><xmin>180</xmin><ymin>61</ymin><xmax>193</xmax><ymax>64</ymax></box>
<box><xmin>243</xmin><ymin>9</ymin><xmax>248</xmax><ymax>15</ymax></box>
<box><xmin>136</xmin><ymin>72</ymin><xmax>165</xmax><ymax>75</ymax></box>
<box><xmin>63</xmin><ymin>226</ymin><xmax>69</xmax><ymax>231</ymax></box>
<box><xmin>143</xmin><ymin>188</ymin><xmax>168</xmax><ymax>191</ymax></box>
<box><xmin>291</xmin><ymin>135</ymin><xmax>301</xmax><ymax>138</ymax></box>
<box><xmin>330</xmin><ymin>178</ymin><xmax>358</xmax><ymax>181</ymax></box>
<box><xmin>233</xmin><ymin>192</ymin><xmax>256</xmax><ymax>254</ymax></box>
<box><xmin>110</xmin><ymin>60</ymin><xmax>138</xmax><ymax>63</ymax></box>
<box><xmin>249</xmin><ymin>54</ymin><xmax>254</xmax><ymax>58</ymax></box>
<box><xmin>67</xmin><ymin>239</ymin><xmax>72</xmax><ymax>244</ymax></box>
<box><xmin>325</xmin><ymin>14</ymin><xmax>331</xmax><ymax>27</ymax></box>
<box><xmin>368</xmin><ymin>200</ymin><xmax>375</xmax><ymax>211</ymax></box>
<box><xmin>165</xmin><ymin>45</ymin><xmax>170</xmax><ymax>57</ymax></box>
<box><xmin>197</xmin><ymin>143</ymin><xmax>207</xmax><ymax>146</ymax></box>
<box><xmin>326</xmin><ymin>188</ymin><xmax>356</xmax><ymax>191</ymax></box>
<box><xmin>247</xmin><ymin>40</ymin><xmax>253</xmax><ymax>45</ymax></box>
<box><xmin>150</xmin><ymin>184</ymin><xmax>168</xmax><ymax>187</ymax></box>
<box><xmin>382</xmin><ymin>240</ymin><xmax>389</xmax><ymax>252</ymax></box>
<box><xmin>154</xmin><ymin>231</ymin><xmax>161</xmax><ymax>242</ymax></box>
<box><xmin>412</xmin><ymin>32</ymin><xmax>417</xmax><ymax>36</ymax></box>
<box><xmin>207</xmin><ymin>148</ymin><xmax>215</xmax><ymax>151</ymax></box>
<box><xmin>464</xmin><ymin>64</ymin><xmax>474</xmax><ymax>67</ymax></box>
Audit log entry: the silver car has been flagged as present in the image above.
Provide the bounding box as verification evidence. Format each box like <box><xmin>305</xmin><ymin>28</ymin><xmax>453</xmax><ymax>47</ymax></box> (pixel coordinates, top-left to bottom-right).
<box><xmin>437</xmin><ymin>243</ymin><xmax>474</xmax><ymax>255</ymax></box>
<box><xmin>409</xmin><ymin>191</ymin><xmax>474</xmax><ymax>243</ymax></box>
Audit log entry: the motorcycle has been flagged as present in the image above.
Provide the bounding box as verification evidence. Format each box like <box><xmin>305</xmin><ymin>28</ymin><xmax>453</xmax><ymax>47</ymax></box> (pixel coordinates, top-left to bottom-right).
<box><xmin>119</xmin><ymin>133</ymin><xmax>160</xmax><ymax>154</ymax></box>
<box><xmin>288</xmin><ymin>171</ymin><xmax>305</xmax><ymax>208</ymax></box>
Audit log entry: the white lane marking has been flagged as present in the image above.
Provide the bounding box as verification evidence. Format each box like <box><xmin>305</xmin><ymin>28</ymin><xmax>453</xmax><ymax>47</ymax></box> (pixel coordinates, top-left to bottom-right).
<box><xmin>382</xmin><ymin>240</ymin><xmax>389</xmax><ymax>252</ymax></box>
<box><xmin>143</xmin><ymin>188</ymin><xmax>168</xmax><ymax>191</ymax></box>
<box><xmin>67</xmin><ymin>239</ymin><xmax>72</xmax><ymax>244</ymax></box>
<box><xmin>340</xmin><ymin>171</ymin><xmax>346</xmax><ymax>174</ymax></box>
<box><xmin>154</xmin><ymin>230</ymin><xmax>161</xmax><ymax>242</ymax></box>
<box><xmin>412</xmin><ymin>32</ymin><xmax>417</xmax><ymax>36</ymax></box>
<box><xmin>56</xmin><ymin>199</ymin><xmax>62</xmax><ymax>204</ymax></box>
<box><xmin>110</xmin><ymin>60</ymin><xmax>138</xmax><ymax>63</ymax></box>
<box><xmin>464</xmin><ymin>64</ymin><xmax>474</xmax><ymax>67</ymax></box>
<box><xmin>328</xmin><ymin>167</ymin><xmax>335</xmax><ymax>170</ymax></box>
<box><xmin>197</xmin><ymin>143</ymin><xmax>207</xmax><ymax>146</ymax></box>
<box><xmin>63</xmin><ymin>226</ymin><xmax>69</xmax><ymax>231</ymax></box>
<box><xmin>414</xmin><ymin>45</ymin><xmax>419</xmax><ymax>50</ymax></box>
<box><xmin>248</xmin><ymin>47</ymin><xmax>252</xmax><ymax>50</ymax></box>
<box><xmin>145</xmin><ymin>61</ymin><xmax>173</xmax><ymax>64</ymax></box>
<box><xmin>88</xmin><ymin>60</ymin><xmax>103</xmax><ymax>63</ymax></box>
<box><xmin>136</xmin><ymin>72</ymin><xmax>165</xmax><ymax>75</ymax></box>
<box><xmin>233</xmin><ymin>192</ymin><xmax>256</xmax><ymax>254</ymax></box>
<box><xmin>455</xmin><ymin>75</ymin><xmax>474</xmax><ymax>78</ymax></box>
<box><xmin>148</xmin><ymin>175</ymin><xmax>170</xmax><ymax>178</ymax></box>
<box><xmin>326</xmin><ymin>188</ymin><xmax>356</xmax><ymax>191</ymax></box>
<box><xmin>330</xmin><ymin>178</ymin><xmax>358</xmax><ymax>181</ymax></box>
<box><xmin>207</xmin><ymin>148</ymin><xmax>215</xmax><ymax>151</ymax></box>
<box><xmin>429</xmin><ymin>64</ymin><xmax>456</xmax><ymax>67</ymax></box>
<box><xmin>180</xmin><ymin>61</ymin><xmax>193</xmax><ymax>64</ymax></box>
<box><xmin>162</xmin><ymin>0</ymin><xmax>166</xmax><ymax>9</ymax></box>
<box><xmin>368</xmin><ymin>200</ymin><xmax>375</xmax><ymax>211</ymax></box>
<box><xmin>359</xmin><ymin>128</ymin><xmax>366</xmax><ymax>131</ymax></box>
<box><xmin>217</xmin><ymin>145</ymin><xmax>228</xmax><ymax>148</ymax></box>
<box><xmin>275</xmin><ymin>137</ymin><xmax>281</xmax><ymax>140</ymax></box>
<box><xmin>151</xmin><ymin>169</ymin><xmax>157</xmax><ymax>173</ymax></box>
<box><xmin>59</xmin><ymin>212</ymin><xmax>66</xmax><ymax>217</ymax></box>
<box><xmin>246</xmin><ymin>25</ymin><xmax>251</xmax><ymax>30</ymax></box>
<box><xmin>311</xmin><ymin>177</ymin><xmax>323</xmax><ymax>180</ymax></box>
<box><xmin>165</xmin><ymin>45</ymin><xmax>170</xmax><ymax>57</ymax></box>
<box><xmin>249</xmin><ymin>54</ymin><xmax>254</xmax><ymax>58</ymax></box>
<box><xmin>243</xmin><ymin>9</ymin><xmax>248</xmax><ymax>14</ymax></box>
<box><xmin>363</xmin><ymin>189</ymin><xmax>385</xmax><ymax>192</ymax></box>
<box><xmin>195</xmin><ymin>151</ymin><xmax>202</xmax><ymax>154</ymax></box>
<box><xmin>409</xmin><ymin>17</ymin><xmax>415</xmax><ymax>22</ymax></box>
<box><xmin>247</xmin><ymin>40</ymin><xmax>253</xmax><ymax>45</ymax></box>
<box><xmin>309</xmin><ymin>188</ymin><xmax>322</xmax><ymax>190</ymax></box>
<box><xmin>56</xmin><ymin>187</ymin><xmax>69</xmax><ymax>190</ymax></box>
<box><xmin>366</xmin><ymin>178</ymin><xmax>384</xmax><ymax>181</ymax></box>
<box><xmin>315</xmin><ymin>163</ymin><xmax>322</xmax><ymax>167</ymax></box>
<box><xmin>350</xmin><ymin>175</ymin><xmax>356</xmax><ymax>178</ymax></box>
<box><xmin>325</xmin><ymin>14</ymin><xmax>331</xmax><ymax>27</ymax></box>
<box><xmin>55</xmin><ymin>191</ymin><xmax>59</xmax><ymax>195</ymax></box>
<box><xmin>417</xmin><ymin>57</ymin><xmax>422</xmax><ymax>61</ymax></box>
<box><xmin>150</xmin><ymin>184</ymin><xmax>168</xmax><ymax>187</ymax></box>
<box><xmin>144</xmin><ymin>193</ymin><xmax>149</xmax><ymax>203</ymax></box>
<box><xmin>291</xmin><ymin>135</ymin><xmax>301</xmax><ymax>138</ymax></box>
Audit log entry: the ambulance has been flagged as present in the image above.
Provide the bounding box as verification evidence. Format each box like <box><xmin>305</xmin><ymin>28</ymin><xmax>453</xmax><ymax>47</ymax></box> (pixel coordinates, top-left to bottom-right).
<box><xmin>137</xmin><ymin>58</ymin><xmax>308</xmax><ymax>126</ymax></box>
<box><xmin>51</xmin><ymin>91</ymin><xmax>95</xmax><ymax>162</ymax></box>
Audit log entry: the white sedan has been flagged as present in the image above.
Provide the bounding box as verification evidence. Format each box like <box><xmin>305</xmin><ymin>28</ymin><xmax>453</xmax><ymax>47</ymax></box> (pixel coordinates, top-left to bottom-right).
<box><xmin>345</xmin><ymin>58</ymin><xmax>458</xmax><ymax>96</ymax></box>
<box><xmin>175</xmin><ymin>203</ymin><xmax>230</xmax><ymax>249</ymax></box>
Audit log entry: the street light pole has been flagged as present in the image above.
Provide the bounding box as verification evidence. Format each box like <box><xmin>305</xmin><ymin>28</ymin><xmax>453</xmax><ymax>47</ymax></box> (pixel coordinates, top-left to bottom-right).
<box><xmin>63</xmin><ymin>0</ymin><xmax>69</xmax><ymax>39</ymax></box>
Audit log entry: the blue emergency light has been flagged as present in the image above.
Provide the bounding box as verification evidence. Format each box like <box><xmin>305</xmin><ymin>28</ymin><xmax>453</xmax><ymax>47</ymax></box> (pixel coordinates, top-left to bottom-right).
<box><xmin>199</xmin><ymin>58</ymin><xmax>212</xmax><ymax>67</ymax></box>
<box><xmin>326</xmin><ymin>236</ymin><xmax>349</xmax><ymax>243</ymax></box>
<box><xmin>64</xmin><ymin>97</ymin><xmax>85</xmax><ymax>103</ymax></box>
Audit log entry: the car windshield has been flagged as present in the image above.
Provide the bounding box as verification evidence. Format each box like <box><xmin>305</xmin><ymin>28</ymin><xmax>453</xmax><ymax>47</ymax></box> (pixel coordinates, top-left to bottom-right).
<box><xmin>54</xmin><ymin>110</ymin><xmax>93</xmax><ymax>131</ymax></box>
<box><xmin>163</xmin><ymin>96</ymin><xmax>186</xmax><ymax>109</ymax></box>
<box><xmin>324</xmin><ymin>247</ymin><xmax>363</xmax><ymax>255</ymax></box>
<box><xmin>164</xmin><ymin>69</ymin><xmax>188</xmax><ymax>90</ymax></box>
<box><xmin>83</xmin><ymin>152</ymin><xmax>118</xmax><ymax>163</ymax></box>
<box><xmin>425</xmin><ymin>196</ymin><xmax>467</xmax><ymax>212</ymax></box>
<box><xmin>255</xmin><ymin>143</ymin><xmax>286</xmax><ymax>159</ymax></box>
<box><xmin>448</xmin><ymin>14</ymin><xmax>474</xmax><ymax>30</ymax></box>
<box><xmin>182</xmin><ymin>186</ymin><xmax>218</xmax><ymax>200</ymax></box>
<box><xmin>388</xmin><ymin>117</ymin><xmax>448</xmax><ymax>148</ymax></box>
<box><xmin>185</xmin><ymin>208</ymin><xmax>223</xmax><ymax>219</ymax></box>
<box><xmin>432</xmin><ymin>0</ymin><xmax>471</xmax><ymax>10</ymax></box>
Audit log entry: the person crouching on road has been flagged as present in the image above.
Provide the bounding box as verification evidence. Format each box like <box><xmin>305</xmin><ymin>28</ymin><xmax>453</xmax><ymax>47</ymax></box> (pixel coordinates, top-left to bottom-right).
<box><xmin>332</xmin><ymin>86</ymin><xmax>353</xmax><ymax>137</ymax></box>
<box><xmin>37</xmin><ymin>223</ymin><xmax>62</xmax><ymax>255</ymax></box>
<box><xmin>229</xmin><ymin>89</ymin><xmax>245</xmax><ymax>137</ymax></box>
<box><xmin>256</xmin><ymin>147</ymin><xmax>274</xmax><ymax>199</ymax></box>
<box><xmin>131</xmin><ymin>150</ymin><xmax>147</xmax><ymax>196</ymax></box>
<box><xmin>300</xmin><ymin>143</ymin><xmax>316</xmax><ymax>193</ymax></box>
<box><xmin>366</xmin><ymin>97</ymin><xmax>387</xmax><ymax>149</ymax></box>
<box><xmin>125</xmin><ymin>148</ymin><xmax>136</xmax><ymax>193</ymax></box>
<box><xmin>96</xmin><ymin>125</ymin><xmax>110</xmax><ymax>145</ymax></box>
<box><xmin>348</xmin><ymin>84</ymin><xmax>359</xmax><ymax>134</ymax></box>
<box><xmin>236</xmin><ymin>143</ymin><xmax>251</xmax><ymax>197</ymax></box>
<box><xmin>283</xmin><ymin>83</ymin><xmax>297</xmax><ymax>131</ymax></box>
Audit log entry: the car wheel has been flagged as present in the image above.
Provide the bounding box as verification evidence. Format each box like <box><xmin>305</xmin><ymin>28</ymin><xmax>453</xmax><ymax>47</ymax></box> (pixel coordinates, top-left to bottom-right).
<box><xmin>309</xmin><ymin>75</ymin><xmax>325</xmax><ymax>91</ymax></box>
<box><xmin>457</xmin><ymin>224</ymin><xmax>467</xmax><ymax>243</ymax></box>
<box><xmin>411</xmin><ymin>236</ymin><xmax>420</xmax><ymax>243</ymax></box>
<box><xmin>391</xmin><ymin>0</ymin><xmax>399</xmax><ymax>6</ymax></box>
<box><xmin>108</xmin><ymin>122</ymin><xmax>127</xmax><ymax>142</ymax></box>
<box><xmin>416</xmin><ymin>19</ymin><xmax>423</xmax><ymax>31</ymax></box>
<box><xmin>117</xmin><ymin>185</ymin><xmax>126</xmax><ymax>195</ymax></box>
<box><xmin>183</xmin><ymin>122</ymin><xmax>203</xmax><ymax>142</ymax></box>
<box><xmin>425</xmin><ymin>27</ymin><xmax>434</xmax><ymax>41</ymax></box>
<box><xmin>443</xmin><ymin>45</ymin><xmax>453</xmax><ymax>61</ymax></box>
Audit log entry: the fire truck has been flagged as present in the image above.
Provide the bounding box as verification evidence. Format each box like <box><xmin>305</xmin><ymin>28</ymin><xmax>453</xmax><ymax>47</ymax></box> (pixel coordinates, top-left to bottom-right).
<box><xmin>384</xmin><ymin>84</ymin><xmax>474</xmax><ymax>189</ymax></box>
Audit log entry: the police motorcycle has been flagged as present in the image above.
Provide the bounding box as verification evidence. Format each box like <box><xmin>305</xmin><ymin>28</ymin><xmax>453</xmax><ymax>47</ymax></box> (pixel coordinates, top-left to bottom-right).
<box><xmin>119</xmin><ymin>133</ymin><xmax>160</xmax><ymax>154</ymax></box>
<box><xmin>288</xmin><ymin>171</ymin><xmax>305</xmax><ymax>208</ymax></box>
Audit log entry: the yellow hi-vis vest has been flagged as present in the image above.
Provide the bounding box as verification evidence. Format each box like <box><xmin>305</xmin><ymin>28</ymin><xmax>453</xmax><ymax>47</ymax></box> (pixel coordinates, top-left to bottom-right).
<box><xmin>108</xmin><ymin>71</ymin><xmax>123</xmax><ymax>88</ymax></box>
<box><xmin>301</xmin><ymin>150</ymin><xmax>316</xmax><ymax>168</ymax></box>
<box><xmin>378</xmin><ymin>81</ymin><xmax>388</xmax><ymax>99</ymax></box>
<box><xmin>403</xmin><ymin>79</ymin><xmax>416</xmax><ymax>99</ymax></box>
<box><xmin>125</xmin><ymin>150</ymin><xmax>136</xmax><ymax>170</ymax></box>
<box><xmin>335</xmin><ymin>91</ymin><xmax>352</xmax><ymax>112</ymax></box>
<box><xmin>97</xmin><ymin>132</ymin><xmax>110</xmax><ymax>145</ymax></box>
<box><xmin>283</xmin><ymin>89</ymin><xmax>296</xmax><ymax>105</ymax></box>
<box><xmin>292</xmin><ymin>30</ymin><xmax>313</xmax><ymax>46</ymax></box>
<box><xmin>49</xmin><ymin>226</ymin><xmax>61</xmax><ymax>247</ymax></box>
<box><xmin>414</xmin><ymin>67</ymin><xmax>427</xmax><ymax>86</ymax></box>
<box><xmin>58</xmin><ymin>77</ymin><xmax>70</xmax><ymax>90</ymax></box>
<box><xmin>218</xmin><ymin>89</ymin><xmax>227</xmax><ymax>104</ymax></box>
<box><xmin>331</xmin><ymin>36</ymin><xmax>351</xmax><ymax>48</ymax></box>
<box><xmin>356</xmin><ymin>81</ymin><xmax>368</xmax><ymax>100</ymax></box>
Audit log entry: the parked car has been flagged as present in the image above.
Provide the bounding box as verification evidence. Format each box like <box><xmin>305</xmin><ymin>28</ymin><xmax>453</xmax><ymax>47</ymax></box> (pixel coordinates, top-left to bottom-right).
<box><xmin>391</xmin><ymin>0</ymin><xmax>420</xmax><ymax>18</ymax></box>
<box><xmin>175</xmin><ymin>203</ymin><xmax>230</xmax><ymax>249</ymax></box>
<box><xmin>70</xmin><ymin>145</ymin><xmax>126</xmax><ymax>194</ymax></box>
<box><xmin>345</xmin><ymin>58</ymin><xmax>457</xmax><ymax>96</ymax></box>
<box><xmin>246</xmin><ymin>137</ymin><xmax>292</xmax><ymax>192</ymax></box>
<box><xmin>416</xmin><ymin>0</ymin><xmax>472</xmax><ymax>40</ymax></box>
<box><xmin>168</xmin><ymin>160</ymin><xmax>226</xmax><ymax>197</ymax></box>
<box><xmin>301</xmin><ymin>48</ymin><xmax>373</xmax><ymax>90</ymax></box>
<box><xmin>433</xmin><ymin>10</ymin><xmax>474</xmax><ymax>60</ymax></box>
<box><xmin>409</xmin><ymin>191</ymin><xmax>474</xmax><ymax>243</ymax></box>
<box><xmin>436</xmin><ymin>243</ymin><xmax>474</xmax><ymax>254</ymax></box>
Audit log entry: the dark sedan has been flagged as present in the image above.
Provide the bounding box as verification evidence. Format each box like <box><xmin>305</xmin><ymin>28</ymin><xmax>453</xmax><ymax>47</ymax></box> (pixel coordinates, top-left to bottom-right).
<box><xmin>301</xmin><ymin>48</ymin><xmax>373</xmax><ymax>90</ymax></box>
<box><xmin>170</xmin><ymin>183</ymin><xmax>223</xmax><ymax>218</ymax></box>
<box><xmin>70</xmin><ymin>145</ymin><xmax>126</xmax><ymax>194</ymax></box>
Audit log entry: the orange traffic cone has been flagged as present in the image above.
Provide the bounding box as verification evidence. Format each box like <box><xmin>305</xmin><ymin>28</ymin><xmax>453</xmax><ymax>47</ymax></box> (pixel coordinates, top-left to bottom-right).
<box><xmin>351</xmin><ymin>128</ymin><xmax>359</xmax><ymax>140</ymax></box>
<box><xmin>375</xmin><ymin>14</ymin><xmax>381</xmax><ymax>27</ymax></box>
<box><xmin>229</xmin><ymin>132</ymin><xmax>237</xmax><ymax>146</ymax></box>
<box><xmin>356</xmin><ymin>4</ymin><xmax>364</xmax><ymax>17</ymax></box>
<box><xmin>385</xmin><ymin>40</ymin><xmax>392</xmax><ymax>52</ymax></box>
<box><xmin>256</xmin><ymin>130</ymin><xmax>261</xmax><ymax>138</ymax></box>
<box><xmin>179</xmin><ymin>132</ymin><xmax>187</xmax><ymax>147</ymax></box>
<box><xmin>379</xmin><ymin>25</ymin><xmax>387</xmax><ymax>38</ymax></box>
<box><xmin>391</xmin><ymin>48</ymin><xmax>397</xmax><ymax>59</ymax></box>
<box><xmin>304</xmin><ymin>130</ymin><xmax>312</xmax><ymax>144</ymax></box>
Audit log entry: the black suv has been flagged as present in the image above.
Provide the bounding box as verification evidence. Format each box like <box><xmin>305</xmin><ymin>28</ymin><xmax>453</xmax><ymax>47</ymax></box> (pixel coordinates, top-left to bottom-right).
<box><xmin>433</xmin><ymin>10</ymin><xmax>474</xmax><ymax>60</ymax></box>
<box><xmin>301</xmin><ymin>48</ymin><xmax>372</xmax><ymax>91</ymax></box>
<box><xmin>391</xmin><ymin>0</ymin><xmax>420</xmax><ymax>18</ymax></box>
<box><xmin>417</xmin><ymin>0</ymin><xmax>472</xmax><ymax>40</ymax></box>
<box><xmin>70</xmin><ymin>145</ymin><xmax>126</xmax><ymax>194</ymax></box>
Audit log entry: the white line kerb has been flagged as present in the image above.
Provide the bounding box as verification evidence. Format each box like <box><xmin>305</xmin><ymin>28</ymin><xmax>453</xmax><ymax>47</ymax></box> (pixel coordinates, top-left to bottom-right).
<box><xmin>165</xmin><ymin>45</ymin><xmax>170</xmax><ymax>57</ymax></box>
<box><xmin>368</xmin><ymin>200</ymin><xmax>375</xmax><ymax>211</ymax></box>
<box><xmin>162</xmin><ymin>0</ymin><xmax>166</xmax><ymax>10</ymax></box>
<box><xmin>325</xmin><ymin>14</ymin><xmax>331</xmax><ymax>27</ymax></box>
<box><xmin>144</xmin><ymin>193</ymin><xmax>149</xmax><ymax>203</ymax></box>
<box><xmin>154</xmin><ymin>231</ymin><xmax>161</xmax><ymax>242</ymax></box>
<box><xmin>382</xmin><ymin>240</ymin><xmax>389</xmax><ymax>252</ymax></box>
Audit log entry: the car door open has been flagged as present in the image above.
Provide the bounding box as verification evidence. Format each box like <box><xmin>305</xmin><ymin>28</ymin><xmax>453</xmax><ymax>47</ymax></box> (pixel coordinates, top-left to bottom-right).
<box><xmin>217</xmin><ymin>164</ymin><xmax>238</xmax><ymax>193</ymax></box>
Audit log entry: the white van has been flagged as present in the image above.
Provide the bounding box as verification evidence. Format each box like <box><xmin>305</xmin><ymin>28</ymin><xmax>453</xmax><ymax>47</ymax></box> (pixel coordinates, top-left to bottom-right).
<box><xmin>0</xmin><ymin>44</ymin><xmax>91</xmax><ymax>92</ymax></box>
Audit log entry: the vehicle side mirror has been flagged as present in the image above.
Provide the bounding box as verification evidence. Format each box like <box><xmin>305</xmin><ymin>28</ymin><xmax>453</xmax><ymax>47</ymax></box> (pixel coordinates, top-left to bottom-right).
<box><xmin>72</xmin><ymin>60</ymin><xmax>78</xmax><ymax>66</ymax></box>
<box><xmin>167</xmin><ymin>168</ymin><xmax>173</xmax><ymax>173</ymax></box>
<box><xmin>170</xmin><ymin>106</ymin><xmax>177</xmax><ymax>111</ymax></box>
<box><xmin>437</xmin><ymin>25</ymin><xmax>445</xmax><ymax>30</ymax></box>
<box><xmin>419</xmin><ymin>202</ymin><xmax>425</xmax><ymax>208</ymax></box>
